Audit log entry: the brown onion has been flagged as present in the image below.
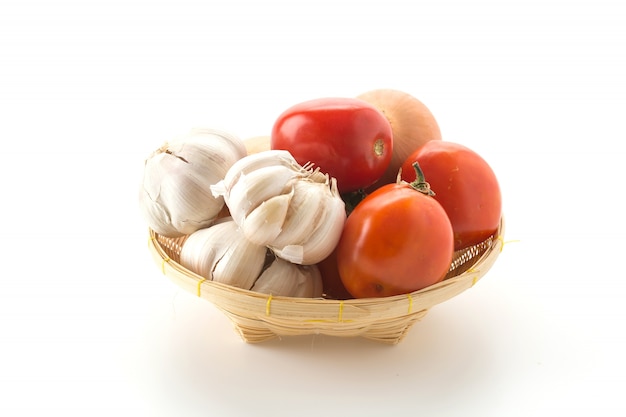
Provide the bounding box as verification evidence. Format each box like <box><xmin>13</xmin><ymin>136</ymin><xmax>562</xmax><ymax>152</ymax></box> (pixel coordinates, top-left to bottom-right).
<box><xmin>244</xmin><ymin>135</ymin><xmax>271</xmax><ymax>154</ymax></box>
<box><xmin>357</xmin><ymin>88</ymin><xmax>442</xmax><ymax>190</ymax></box>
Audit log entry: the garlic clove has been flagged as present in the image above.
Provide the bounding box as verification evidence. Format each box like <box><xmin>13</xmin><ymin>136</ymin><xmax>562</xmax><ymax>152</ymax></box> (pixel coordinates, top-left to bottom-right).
<box><xmin>212</xmin><ymin>232</ymin><xmax>268</xmax><ymax>290</ymax></box>
<box><xmin>270</xmin><ymin>178</ymin><xmax>346</xmax><ymax>265</ymax></box>
<box><xmin>180</xmin><ymin>223</ymin><xmax>228</xmax><ymax>279</ymax></box>
<box><xmin>180</xmin><ymin>218</ymin><xmax>267</xmax><ymax>290</ymax></box>
<box><xmin>221</xmin><ymin>165</ymin><xmax>300</xmax><ymax>226</ymax></box>
<box><xmin>291</xmin><ymin>263</ymin><xmax>324</xmax><ymax>298</ymax></box>
<box><xmin>268</xmin><ymin>179</ymin><xmax>326</xmax><ymax>249</ymax></box>
<box><xmin>219</xmin><ymin>150</ymin><xmax>301</xmax><ymax>193</ymax></box>
<box><xmin>251</xmin><ymin>257</ymin><xmax>323</xmax><ymax>298</ymax></box>
<box><xmin>250</xmin><ymin>257</ymin><xmax>303</xmax><ymax>297</ymax></box>
<box><xmin>278</xmin><ymin>195</ymin><xmax>345</xmax><ymax>265</ymax></box>
<box><xmin>242</xmin><ymin>190</ymin><xmax>293</xmax><ymax>246</ymax></box>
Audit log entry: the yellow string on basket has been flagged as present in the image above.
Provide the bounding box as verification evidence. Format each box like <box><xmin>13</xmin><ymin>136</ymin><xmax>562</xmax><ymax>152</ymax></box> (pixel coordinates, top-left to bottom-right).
<box><xmin>303</xmin><ymin>302</ymin><xmax>354</xmax><ymax>324</ymax></box>
<box><xmin>197</xmin><ymin>278</ymin><xmax>207</xmax><ymax>297</ymax></box>
<box><xmin>266</xmin><ymin>294</ymin><xmax>273</xmax><ymax>316</ymax></box>
<box><xmin>161</xmin><ymin>257</ymin><xmax>170</xmax><ymax>274</ymax></box>
<box><xmin>498</xmin><ymin>235</ymin><xmax>520</xmax><ymax>252</ymax></box>
<box><xmin>407</xmin><ymin>294</ymin><xmax>413</xmax><ymax>314</ymax></box>
<box><xmin>497</xmin><ymin>235</ymin><xmax>505</xmax><ymax>252</ymax></box>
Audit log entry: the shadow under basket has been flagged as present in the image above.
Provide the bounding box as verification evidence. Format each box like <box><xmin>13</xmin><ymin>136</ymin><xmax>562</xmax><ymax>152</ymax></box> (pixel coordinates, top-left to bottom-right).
<box><xmin>148</xmin><ymin>217</ymin><xmax>505</xmax><ymax>345</ymax></box>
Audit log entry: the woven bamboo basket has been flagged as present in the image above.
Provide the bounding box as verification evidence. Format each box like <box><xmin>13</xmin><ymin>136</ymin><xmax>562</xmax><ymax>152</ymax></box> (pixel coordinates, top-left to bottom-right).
<box><xmin>148</xmin><ymin>217</ymin><xmax>504</xmax><ymax>344</ymax></box>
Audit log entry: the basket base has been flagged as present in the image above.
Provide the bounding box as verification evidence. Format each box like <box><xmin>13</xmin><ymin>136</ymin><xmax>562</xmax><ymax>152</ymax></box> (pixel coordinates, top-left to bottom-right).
<box><xmin>228</xmin><ymin>309</ymin><xmax>429</xmax><ymax>345</ymax></box>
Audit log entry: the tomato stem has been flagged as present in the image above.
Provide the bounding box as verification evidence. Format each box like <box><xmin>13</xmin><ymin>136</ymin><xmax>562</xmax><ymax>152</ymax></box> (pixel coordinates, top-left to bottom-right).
<box><xmin>409</xmin><ymin>162</ymin><xmax>435</xmax><ymax>196</ymax></box>
<box><xmin>373</xmin><ymin>139</ymin><xmax>385</xmax><ymax>157</ymax></box>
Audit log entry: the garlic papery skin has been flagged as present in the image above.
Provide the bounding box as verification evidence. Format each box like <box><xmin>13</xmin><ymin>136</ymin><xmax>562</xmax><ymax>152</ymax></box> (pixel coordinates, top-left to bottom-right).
<box><xmin>179</xmin><ymin>218</ymin><xmax>267</xmax><ymax>290</ymax></box>
<box><xmin>139</xmin><ymin>128</ymin><xmax>247</xmax><ymax>237</ymax></box>
<box><xmin>251</xmin><ymin>257</ymin><xmax>323</xmax><ymax>298</ymax></box>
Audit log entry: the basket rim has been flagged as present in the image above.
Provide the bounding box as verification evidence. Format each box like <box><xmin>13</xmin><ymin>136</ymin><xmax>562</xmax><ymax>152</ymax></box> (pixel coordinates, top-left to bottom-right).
<box><xmin>148</xmin><ymin>217</ymin><xmax>505</xmax><ymax>321</ymax></box>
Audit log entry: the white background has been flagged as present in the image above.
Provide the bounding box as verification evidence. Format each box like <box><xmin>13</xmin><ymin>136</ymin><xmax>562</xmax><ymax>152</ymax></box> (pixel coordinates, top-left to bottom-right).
<box><xmin>1</xmin><ymin>0</ymin><xmax>625</xmax><ymax>416</ymax></box>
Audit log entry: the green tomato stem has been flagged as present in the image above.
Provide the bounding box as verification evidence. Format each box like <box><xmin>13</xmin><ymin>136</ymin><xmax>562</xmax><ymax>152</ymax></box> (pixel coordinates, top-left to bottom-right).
<box><xmin>409</xmin><ymin>162</ymin><xmax>435</xmax><ymax>196</ymax></box>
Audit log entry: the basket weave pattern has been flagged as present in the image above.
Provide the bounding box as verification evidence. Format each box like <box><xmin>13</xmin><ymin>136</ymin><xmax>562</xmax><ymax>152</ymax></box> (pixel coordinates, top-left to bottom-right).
<box><xmin>148</xmin><ymin>218</ymin><xmax>504</xmax><ymax>344</ymax></box>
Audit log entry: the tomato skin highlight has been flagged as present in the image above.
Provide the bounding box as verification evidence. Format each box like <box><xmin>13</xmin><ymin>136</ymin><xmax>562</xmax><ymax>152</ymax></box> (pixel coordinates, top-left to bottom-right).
<box><xmin>401</xmin><ymin>141</ymin><xmax>502</xmax><ymax>250</ymax></box>
<box><xmin>336</xmin><ymin>182</ymin><xmax>454</xmax><ymax>299</ymax></box>
<box><xmin>271</xmin><ymin>97</ymin><xmax>393</xmax><ymax>193</ymax></box>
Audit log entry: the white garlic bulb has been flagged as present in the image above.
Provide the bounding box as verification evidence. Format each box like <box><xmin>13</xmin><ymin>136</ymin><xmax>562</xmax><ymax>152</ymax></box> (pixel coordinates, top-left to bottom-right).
<box><xmin>251</xmin><ymin>256</ymin><xmax>323</xmax><ymax>298</ymax></box>
<box><xmin>211</xmin><ymin>150</ymin><xmax>347</xmax><ymax>265</ymax></box>
<box><xmin>139</xmin><ymin>128</ymin><xmax>247</xmax><ymax>237</ymax></box>
<box><xmin>179</xmin><ymin>218</ymin><xmax>267</xmax><ymax>290</ymax></box>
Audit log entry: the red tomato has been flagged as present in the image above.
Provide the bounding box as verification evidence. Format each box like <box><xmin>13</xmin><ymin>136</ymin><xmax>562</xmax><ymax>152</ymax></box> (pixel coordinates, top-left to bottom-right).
<box><xmin>336</xmin><ymin>165</ymin><xmax>454</xmax><ymax>298</ymax></box>
<box><xmin>401</xmin><ymin>141</ymin><xmax>502</xmax><ymax>250</ymax></box>
<box><xmin>271</xmin><ymin>97</ymin><xmax>393</xmax><ymax>193</ymax></box>
<box><xmin>317</xmin><ymin>248</ymin><xmax>353</xmax><ymax>300</ymax></box>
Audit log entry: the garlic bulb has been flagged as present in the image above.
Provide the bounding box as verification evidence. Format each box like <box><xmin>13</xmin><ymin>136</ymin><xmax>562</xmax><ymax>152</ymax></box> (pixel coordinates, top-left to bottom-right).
<box><xmin>179</xmin><ymin>218</ymin><xmax>267</xmax><ymax>290</ymax></box>
<box><xmin>251</xmin><ymin>257</ymin><xmax>323</xmax><ymax>298</ymax></box>
<box><xmin>211</xmin><ymin>150</ymin><xmax>347</xmax><ymax>265</ymax></box>
<box><xmin>139</xmin><ymin>128</ymin><xmax>247</xmax><ymax>237</ymax></box>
